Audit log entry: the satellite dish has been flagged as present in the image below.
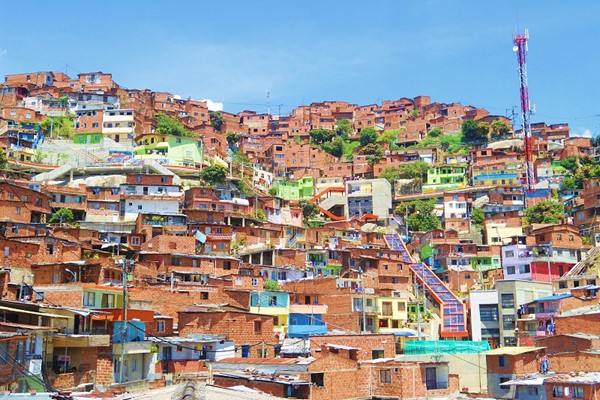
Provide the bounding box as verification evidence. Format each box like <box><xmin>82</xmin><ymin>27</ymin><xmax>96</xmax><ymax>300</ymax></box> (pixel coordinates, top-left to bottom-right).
<box><xmin>512</xmin><ymin>46</ymin><xmax>518</xmax><ymax>52</ymax></box>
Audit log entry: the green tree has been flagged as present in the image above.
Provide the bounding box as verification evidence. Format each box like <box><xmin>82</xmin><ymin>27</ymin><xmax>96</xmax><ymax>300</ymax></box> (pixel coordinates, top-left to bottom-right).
<box><xmin>322</xmin><ymin>137</ymin><xmax>344</xmax><ymax>158</ymax></box>
<box><xmin>560</xmin><ymin>156</ymin><xmax>579</xmax><ymax>174</ymax></box>
<box><xmin>226</xmin><ymin>132</ymin><xmax>240</xmax><ymax>148</ymax></box>
<box><xmin>155</xmin><ymin>113</ymin><xmax>190</xmax><ymax>137</ymax></box>
<box><xmin>310</xmin><ymin>129</ymin><xmax>334</xmax><ymax>145</ymax></box>
<box><xmin>335</xmin><ymin>118</ymin><xmax>353</xmax><ymax>139</ymax></box>
<box><xmin>394</xmin><ymin>199</ymin><xmax>441</xmax><ymax>232</ymax></box>
<box><xmin>359</xmin><ymin>127</ymin><xmax>378</xmax><ymax>146</ymax></box>
<box><xmin>210</xmin><ymin>111</ymin><xmax>223</xmax><ymax>132</ymax></box>
<box><xmin>562</xmin><ymin>176</ymin><xmax>578</xmax><ymax>190</ymax></box>
<box><xmin>50</xmin><ymin>208</ymin><xmax>75</xmax><ymax>224</ymax></box>
<box><xmin>461</xmin><ymin>119</ymin><xmax>489</xmax><ymax>143</ymax></box>
<box><xmin>380</xmin><ymin>161</ymin><xmax>429</xmax><ymax>182</ymax></box>
<box><xmin>491</xmin><ymin>120</ymin><xmax>511</xmax><ymax>139</ymax></box>
<box><xmin>471</xmin><ymin>207</ymin><xmax>485</xmax><ymax>226</ymax></box>
<box><xmin>33</xmin><ymin>150</ymin><xmax>47</xmax><ymax>164</ymax></box>
<box><xmin>268</xmin><ymin>186</ymin><xmax>278</xmax><ymax>196</ymax></box>
<box><xmin>475</xmin><ymin>121</ymin><xmax>490</xmax><ymax>141</ymax></box>
<box><xmin>359</xmin><ymin>142</ymin><xmax>384</xmax><ymax>156</ymax></box>
<box><xmin>298</xmin><ymin>199</ymin><xmax>320</xmax><ymax>222</ymax></box>
<box><xmin>252</xmin><ymin>209</ymin><xmax>266</xmax><ymax>221</ymax></box>
<box><xmin>427</xmin><ymin>127</ymin><xmax>443</xmax><ymax>138</ymax></box>
<box><xmin>264</xmin><ymin>279</ymin><xmax>281</xmax><ymax>291</ymax></box>
<box><xmin>0</xmin><ymin>148</ymin><xmax>7</xmax><ymax>170</ymax></box>
<box><xmin>199</xmin><ymin>165</ymin><xmax>227</xmax><ymax>185</ymax></box>
<box><xmin>376</xmin><ymin>129</ymin><xmax>402</xmax><ymax>151</ymax></box>
<box><xmin>41</xmin><ymin>115</ymin><xmax>74</xmax><ymax>138</ymax></box>
<box><xmin>524</xmin><ymin>200</ymin><xmax>564</xmax><ymax>224</ymax></box>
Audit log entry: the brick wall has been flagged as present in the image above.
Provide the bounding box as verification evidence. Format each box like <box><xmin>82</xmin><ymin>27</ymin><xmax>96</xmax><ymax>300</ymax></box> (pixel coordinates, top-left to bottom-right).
<box><xmin>213</xmin><ymin>376</ymin><xmax>287</xmax><ymax>398</ymax></box>
<box><xmin>556</xmin><ymin>314</ymin><xmax>600</xmax><ymax>336</ymax></box>
<box><xmin>95</xmin><ymin>348</ymin><xmax>114</xmax><ymax>386</ymax></box>
<box><xmin>178</xmin><ymin>311</ymin><xmax>275</xmax><ymax>351</ymax></box>
<box><xmin>310</xmin><ymin>334</ymin><xmax>396</xmax><ymax>361</ymax></box>
<box><xmin>487</xmin><ymin>351</ymin><xmax>541</xmax><ymax>375</ymax></box>
<box><xmin>549</xmin><ymin>352</ymin><xmax>600</xmax><ymax>374</ymax></box>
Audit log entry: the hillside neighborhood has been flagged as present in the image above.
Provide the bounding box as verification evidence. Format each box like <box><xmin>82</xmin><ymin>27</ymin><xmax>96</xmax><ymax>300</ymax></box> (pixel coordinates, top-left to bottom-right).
<box><xmin>1</xmin><ymin>70</ymin><xmax>600</xmax><ymax>399</ymax></box>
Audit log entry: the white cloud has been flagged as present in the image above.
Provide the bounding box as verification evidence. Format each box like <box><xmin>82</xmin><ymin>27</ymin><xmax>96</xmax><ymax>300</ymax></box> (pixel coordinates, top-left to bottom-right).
<box><xmin>573</xmin><ymin>129</ymin><xmax>593</xmax><ymax>138</ymax></box>
<box><xmin>202</xmin><ymin>99</ymin><xmax>223</xmax><ymax>112</ymax></box>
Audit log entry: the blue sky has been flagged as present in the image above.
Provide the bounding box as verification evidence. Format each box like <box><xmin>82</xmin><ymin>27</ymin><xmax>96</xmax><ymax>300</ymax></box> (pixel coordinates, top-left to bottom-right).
<box><xmin>0</xmin><ymin>1</ymin><xmax>598</xmax><ymax>136</ymax></box>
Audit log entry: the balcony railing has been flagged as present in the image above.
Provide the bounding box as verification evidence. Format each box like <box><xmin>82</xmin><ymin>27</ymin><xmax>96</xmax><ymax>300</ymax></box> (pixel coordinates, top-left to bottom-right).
<box><xmin>426</xmin><ymin>380</ymin><xmax>449</xmax><ymax>390</ymax></box>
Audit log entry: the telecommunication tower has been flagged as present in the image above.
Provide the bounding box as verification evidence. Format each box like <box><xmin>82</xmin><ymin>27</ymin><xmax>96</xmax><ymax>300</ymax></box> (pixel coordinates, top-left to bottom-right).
<box><xmin>513</xmin><ymin>29</ymin><xmax>535</xmax><ymax>192</ymax></box>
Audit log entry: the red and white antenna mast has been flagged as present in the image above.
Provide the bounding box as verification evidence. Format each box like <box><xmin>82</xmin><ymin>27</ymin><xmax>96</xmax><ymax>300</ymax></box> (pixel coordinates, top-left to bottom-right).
<box><xmin>513</xmin><ymin>29</ymin><xmax>535</xmax><ymax>192</ymax></box>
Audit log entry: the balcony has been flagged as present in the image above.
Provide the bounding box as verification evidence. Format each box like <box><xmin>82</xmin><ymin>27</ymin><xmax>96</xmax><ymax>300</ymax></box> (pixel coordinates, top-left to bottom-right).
<box><xmin>353</xmin><ymin>305</ymin><xmax>378</xmax><ymax>314</ymax></box>
<box><xmin>52</xmin><ymin>332</ymin><xmax>110</xmax><ymax>347</ymax></box>
<box><xmin>113</xmin><ymin>341</ymin><xmax>153</xmax><ymax>355</ymax></box>
<box><xmin>289</xmin><ymin>304</ymin><xmax>328</xmax><ymax>314</ymax></box>
<box><xmin>520</xmin><ymin>329</ymin><xmax>549</xmax><ymax>338</ymax></box>
<box><xmin>426</xmin><ymin>380</ymin><xmax>449</xmax><ymax>390</ymax></box>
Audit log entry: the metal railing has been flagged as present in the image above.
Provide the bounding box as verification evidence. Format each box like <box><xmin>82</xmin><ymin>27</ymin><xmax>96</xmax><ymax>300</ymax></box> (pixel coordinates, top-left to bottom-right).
<box><xmin>426</xmin><ymin>380</ymin><xmax>448</xmax><ymax>390</ymax></box>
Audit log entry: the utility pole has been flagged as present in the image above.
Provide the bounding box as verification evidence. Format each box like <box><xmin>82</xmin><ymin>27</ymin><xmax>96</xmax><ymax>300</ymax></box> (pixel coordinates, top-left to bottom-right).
<box><xmin>119</xmin><ymin>258</ymin><xmax>130</xmax><ymax>383</ymax></box>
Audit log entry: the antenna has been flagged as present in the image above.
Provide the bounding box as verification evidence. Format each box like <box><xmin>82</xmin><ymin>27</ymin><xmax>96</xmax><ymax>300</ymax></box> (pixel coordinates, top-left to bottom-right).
<box><xmin>513</xmin><ymin>29</ymin><xmax>535</xmax><ymax>196</ymax></box>
<box><xmin>267</xmin><ymin>91</ymin><xmax>271</xmax><ymax>116</ymax></box>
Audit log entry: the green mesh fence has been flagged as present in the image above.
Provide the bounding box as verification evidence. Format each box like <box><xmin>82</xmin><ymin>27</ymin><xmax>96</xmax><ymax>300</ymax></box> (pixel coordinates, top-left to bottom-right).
<box><xmin>404</xmin><ymin>340</ymin><xmax>491</xmax><ymax>355</ymax></box>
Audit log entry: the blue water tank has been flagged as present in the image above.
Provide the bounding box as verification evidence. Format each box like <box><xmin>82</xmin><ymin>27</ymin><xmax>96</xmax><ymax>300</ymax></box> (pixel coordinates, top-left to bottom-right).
<box><xmin>241</xmin><ymin>344</ymin><xmax>250</xmax><ymax>358</ymax></box>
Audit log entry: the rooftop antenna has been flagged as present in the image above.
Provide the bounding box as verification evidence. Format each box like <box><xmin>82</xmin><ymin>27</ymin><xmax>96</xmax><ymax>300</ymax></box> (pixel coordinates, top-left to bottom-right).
<box><xmin>267</xmin><ymin>91</ymin><xmax>271</xmax><ymax>116</ymax></box>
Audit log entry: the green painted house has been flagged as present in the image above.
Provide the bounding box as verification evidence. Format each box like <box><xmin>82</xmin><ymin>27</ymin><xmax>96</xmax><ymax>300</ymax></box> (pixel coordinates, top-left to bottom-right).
<box><xmin>273</xmin><ymin>176</ymin><xmax>314</xmax><ymax>200</ymax></box>
<box><xmin>134</xmin><ymin>133</ymin><xmax>203</xmax><ymax>167</ymax></box>
<box><xmin>73</xmin><ymin>132</ymin><xmax>103</xmax><ymax>145</ymax></box>
<box><xmin>422</xmin><ymin>165</ymin><xmax>467</xmax><ymax>193</ymax></box>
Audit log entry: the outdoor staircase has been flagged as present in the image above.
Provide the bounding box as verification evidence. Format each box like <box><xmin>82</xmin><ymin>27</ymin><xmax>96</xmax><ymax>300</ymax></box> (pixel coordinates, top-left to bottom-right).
<box><xmin>564</xmin><ymin>245</ymin><xmax>600</xmax><ymax>277</ymax></box>
<box><xmin>384</xmin><ymin>233</ymin><xmax>468</xmax><ymax>338</ymax></box>
<box><xmin>310</xmin><ymin>187</ymin><xmax>347</xmax><ymax>221</ymax></box>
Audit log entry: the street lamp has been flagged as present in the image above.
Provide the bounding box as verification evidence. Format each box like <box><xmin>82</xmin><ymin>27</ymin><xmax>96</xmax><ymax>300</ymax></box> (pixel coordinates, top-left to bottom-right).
<box><xmin>65</xmin><ymin>268</ymin><xmax>77</xmax><ymax>283</ymax></box>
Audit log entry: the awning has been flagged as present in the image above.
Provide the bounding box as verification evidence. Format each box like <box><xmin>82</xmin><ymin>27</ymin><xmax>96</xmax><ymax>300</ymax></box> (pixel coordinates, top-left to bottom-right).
<box><xmin>0</xmin><ymin>305</ymin><xmax>73</xmax><ymax>319</ymax></box>
<box><xmin>232</xmin><ymin>198</ymin><xmax>250</xmax><ymax>206</ymax></box>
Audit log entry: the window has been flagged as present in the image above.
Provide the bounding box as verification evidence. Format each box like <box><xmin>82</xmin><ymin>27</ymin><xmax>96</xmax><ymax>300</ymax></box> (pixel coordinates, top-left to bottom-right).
<box><xmin>573</xmin><ymin>386</ymin><xmax>584</xmax><ymax>398</ymax></box>
<box><xmin>506</xmin><ymin>266</ymin><xmax>515</xmax><ymax>275</ymax></box>
<box><xmin>503</xmin><ymin>315</ymin><xmax>515</xmax><ymax>330</ymax></box>
<box><xmin>519</xmin><ymin>265</ymin><xmax>531</xmax><ymax>274</ymax></box>
<box><xmin>499</xmin><ymin>356</ymin><xmax>507</xmax><ymax>367</ymax></box>
<box><xmin>505</xmin><ymin>250</ymin><xmax>515</xmax><ymax>258</ymax></box>
<box><xmin>253</xmin><ymin>320</ymin><xmax>262</xmax><ymax>334</ymax></box>
<box><xmin>397</xmin><ymin>302</ymin><xmax>406</xmax><ymax>311</ymax></box>
<box><xmin>132</xmin><ymin>358</ymin><xmax>138</xmax><ymax>372</ymax></box>
<box><xmin>311</xmin><ymin>373</ymin><xmax>324</xmax><ymax>387</ymax></box>
<box><xmin>479</xmin><ymin>304</ymin><xmax>499</xmax><ymax>321</ymax></box>
<box><xmin>269</xmin><ymin>296</ymin><xmax>277</xmax><ymax>306</ymax></box>
<box><xmin>382</xmin><ymin>302</ymin><xmax>392</xmax><ymax>316</ymax></box>
<box><xmin>501</xmin><ymin>293</ymin><xmax>515</xmax><ymax>308</ymax></box>
<box><xmin>372</xmin><ymin>349</ymin><xmax>385</xmax><ymax>359</ymax></box>
<box><xmin>16</xmin><ymin>207</ymin><xmax>21</xmax><ymax>215</ymax></box>
<box><xmin>528</xmin><ymin>386</ymin><xmax>538</xmax><ymax>395</ymax></box>
<box><xmin>251</xmin><ymin>278</ymin><xmax>258</xmax><ymax>286</ymax></box>
<box><xmin>201</xmin><ymin>292</ymin><xmax>209</xmax><ymax>300</ymax></box>
<box><xmin>157</xmin><ymin>320</ymin><xmax>165</xmax><ymax>332</ymax></box>
<box><xmin>552</xmin><ymin>386</ymin><xmax>564</xmax><ymax>397</ymax></box>
<box><xmin>101</xmin><ymin>294</ymin><xmax>115</xmax><ymax>308</ymax></box>
<box><xmin>379</xmin><ymin>369</ymin><xmax>392</xmax><ymax>384</ymax></box>
<box><xmin>83</xmin><ymin>292</ymin><xmax>95</xmax><ymax>306</ymax></box>
<box><xmin>131</xmin><ymin>237</ymin><xmax>140</xmax><ymax>246</ymax></box>
<box><xmin>172</xmin><ymin>257</ymin><xmax>181</xmax><ymax>266</ymax></box>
